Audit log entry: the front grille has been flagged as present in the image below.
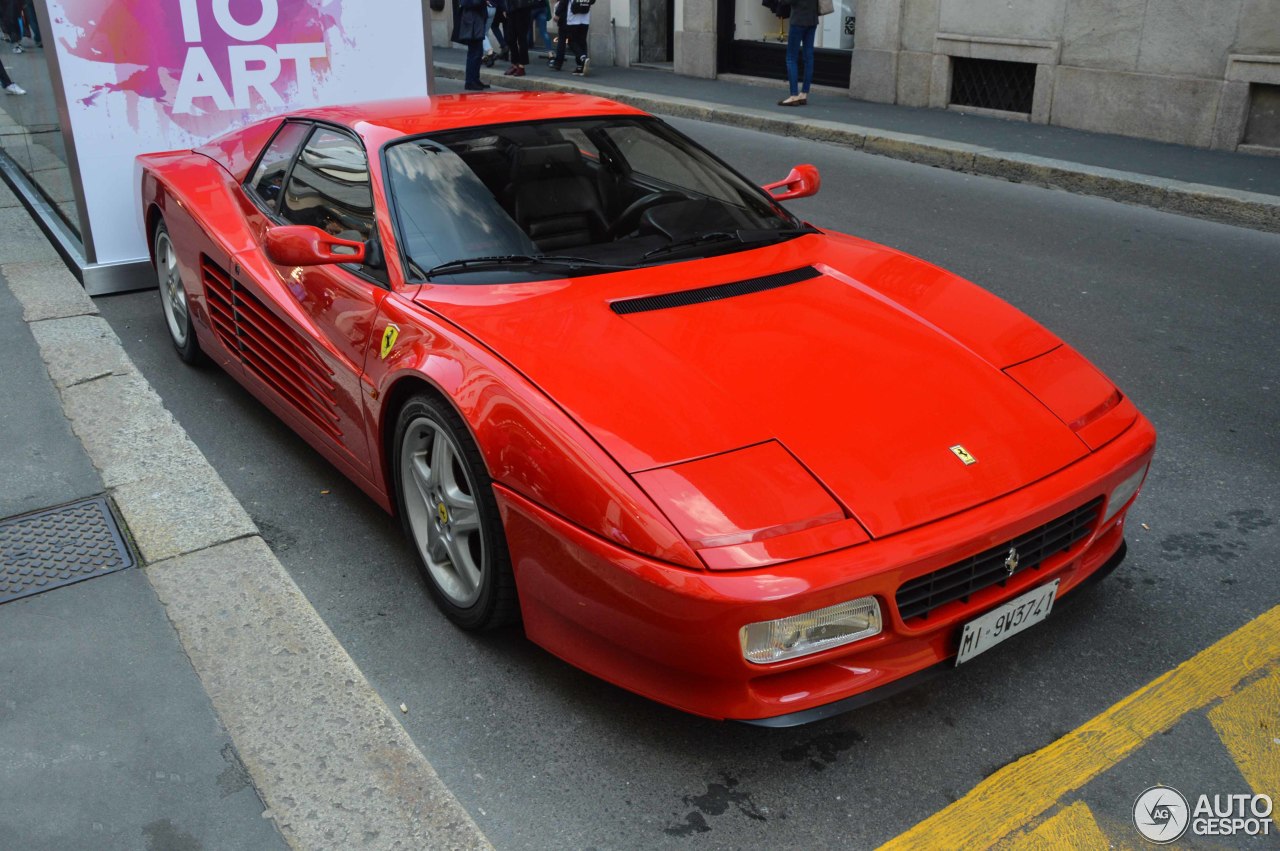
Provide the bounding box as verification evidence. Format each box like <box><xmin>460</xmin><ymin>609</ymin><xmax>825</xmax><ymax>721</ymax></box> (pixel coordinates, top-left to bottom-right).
<box><xmin>896</xmin><ymin>498</ymin><xmax>1104</xmax><ymax>622</ymax></box>
<box><xmin>950</xmin><ymin>57</ymin><xmax>1036</xmax><ymax>114</ymax></box>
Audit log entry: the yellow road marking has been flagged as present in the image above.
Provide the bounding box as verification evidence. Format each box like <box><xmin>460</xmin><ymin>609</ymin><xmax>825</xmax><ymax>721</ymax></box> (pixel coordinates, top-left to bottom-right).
<box><xmin>1208</xmin><ymin>665</ymin><xmax>1280</xmax><ymax>800</ymax></box>
<box><xmin>999</xmin><ymin>802</ymin><xmax>1113</xmax><ymax>850</ymax></box>
<box><xmin>880</xmin><ymin>605</ymin><xmax>1280</xmax><ymax>850</ymax></box>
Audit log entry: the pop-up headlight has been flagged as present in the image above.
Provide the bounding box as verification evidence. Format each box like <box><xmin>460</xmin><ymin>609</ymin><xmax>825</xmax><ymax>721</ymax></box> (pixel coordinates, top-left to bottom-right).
<box><xmin>1005</xmin><ymin>345</ymin><xmax>1136</xmax><ymax>450</ymax></box>
<box><xmin>632</xmin><ymin>440</ymin><xmax>869</xmax><ymax>570</ymax></box>
<box><xmin>741</xmin><ymin>596</ymin><xmax>882</xmax><ymax>663</ymax></box>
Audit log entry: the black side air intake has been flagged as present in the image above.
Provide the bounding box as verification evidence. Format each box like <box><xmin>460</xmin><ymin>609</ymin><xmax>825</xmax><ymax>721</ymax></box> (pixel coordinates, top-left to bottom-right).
<box><xmin>610</xmin><ymin>266</ymin><xmax>820</xmax><ymax>315</ymax></box>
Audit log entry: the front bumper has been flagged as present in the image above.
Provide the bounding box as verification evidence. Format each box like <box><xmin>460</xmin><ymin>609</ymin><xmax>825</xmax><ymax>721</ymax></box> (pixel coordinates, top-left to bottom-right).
<box><xmin>497</xmin><ymin>414</ymin><xmax>1155</xmax><ymax>723</ymax></box>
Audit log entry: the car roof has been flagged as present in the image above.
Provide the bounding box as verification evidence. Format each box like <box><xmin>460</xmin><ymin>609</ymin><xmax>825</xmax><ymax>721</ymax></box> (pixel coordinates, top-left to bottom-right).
<box><xmin>193</xmin><ymin>92</ymin><xmax>651</xmax><ymax>183</ymax></box>
<box><xmin>301</xmin><ymin>92</ymin><xmax>650</xmax><ymax>140</ymax></box>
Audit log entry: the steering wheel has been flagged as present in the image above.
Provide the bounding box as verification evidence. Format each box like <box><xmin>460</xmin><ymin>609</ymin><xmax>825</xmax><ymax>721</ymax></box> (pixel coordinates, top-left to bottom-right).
<box><xmin>608</xmin><ymin>190</ymin><xmax>689</xmax><ymax>239</ymax></box>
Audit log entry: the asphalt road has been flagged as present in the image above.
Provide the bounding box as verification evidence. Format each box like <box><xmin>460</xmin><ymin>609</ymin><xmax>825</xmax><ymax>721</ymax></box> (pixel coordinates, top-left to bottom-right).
<box><xmin>97</xmin><ymin>98</ymin><xmax>1280</xmax><ymax>848</ymax></box>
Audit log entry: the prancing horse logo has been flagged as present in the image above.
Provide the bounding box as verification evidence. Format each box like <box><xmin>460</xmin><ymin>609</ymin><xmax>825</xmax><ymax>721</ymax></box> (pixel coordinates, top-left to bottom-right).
<box><xmin>950</xmin><ymin>444</ymin><xmax>977</xmax><ymax>465</ymax></box>
<box><xmin>1004</xmin><ymin>547</ymin><xmax>1020</xmax><ymax>576</ymax></box>
<box><xmin>380</xmin><ymin>323</ymin><xmax>400</xmax><ymax>360</ymax></box>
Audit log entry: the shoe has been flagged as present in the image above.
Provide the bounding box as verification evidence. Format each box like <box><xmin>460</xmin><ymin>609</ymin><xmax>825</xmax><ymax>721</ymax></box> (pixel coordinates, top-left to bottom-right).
<box><xmin>5</xmin><ymin>83</ymin><xmax>25</xmax><ymax>95</ymax></box>
<box><xmin>777</xmin><ymin>94</ymin><xmax>806</xmax><ymax>106</ymax></box>
<box><xmin>482</xmin><ymin>51</ymin><xmax>496</xmax><ymax>67</ymax></box>
<box><xmin>504</xmin><ymin>65</ymin><xmax>518</xmax><ymax>75</ymax></box>
<box><xmin>511</xmin><ymin>65</ymin><xmax>525</xmax><ymax>76</ymax></box>
<box><xmin>464</xmin><ymin>81</ymin><xmax>491</xmax><ymax>91</ymax></box>
<box><xmin>11</xmin><ymin>44</ymin><xmax>21</xmax><ymax>53</ymax></box>
<box><xmin>579</xmin><ymin>58</ymin><xmax>589</xmax><ymax>77</ymax></box>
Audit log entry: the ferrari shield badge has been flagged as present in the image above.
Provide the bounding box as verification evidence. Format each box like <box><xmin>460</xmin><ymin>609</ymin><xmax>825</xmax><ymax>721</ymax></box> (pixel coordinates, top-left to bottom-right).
<box><xmin>380</xmin><ymin>324</ymin><xmax>400</xmax><ymax>360</ymax></box>
<box><xmin>950</xmin><ymin>444</ymin><xmax>977</xmax><ymax>465</ymax></box>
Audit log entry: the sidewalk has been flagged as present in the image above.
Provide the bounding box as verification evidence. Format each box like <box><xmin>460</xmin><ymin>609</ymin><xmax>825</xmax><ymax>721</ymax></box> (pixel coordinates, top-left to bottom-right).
<box><xmin>0</xmin><ymin>204</ymin><xmax>287</xmax><ymax>849</ymax></box>
<box><xmin>432</xmin><ymin>46</ymin><xmax>1280</xmax><ymax>232</ymax></box>
<box><xmin>0</xmin><ymin>182</ymin><xmax>490</xmax><ymax>849</ymax></box>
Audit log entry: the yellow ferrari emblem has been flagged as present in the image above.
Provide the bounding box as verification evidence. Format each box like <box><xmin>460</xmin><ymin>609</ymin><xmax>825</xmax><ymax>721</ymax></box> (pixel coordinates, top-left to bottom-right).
<box><xmin>437</xmin><ymin>502</ymin><xmax>449</xmax><ymax>524</ymax></box>
<box><xmin>380</xmin><ymin>324</ymin><xmax>400</xmax><ymax>360</ymax></box>
<box><xmin>950</xmin><ymin>444</ymin><xmax>977</xmax><ymax>465</ymax></box>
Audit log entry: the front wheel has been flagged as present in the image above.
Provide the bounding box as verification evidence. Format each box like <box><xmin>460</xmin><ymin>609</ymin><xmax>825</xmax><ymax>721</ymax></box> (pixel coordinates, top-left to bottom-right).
<box><xmin>154</xmin><ymin>220</ymin><xmax>203</xmax><ymax>364</ymax></box>
<box><xmin>392</xmin><ymin>394</ymin><xmax>517</xmax><ymax>630</ymax></box>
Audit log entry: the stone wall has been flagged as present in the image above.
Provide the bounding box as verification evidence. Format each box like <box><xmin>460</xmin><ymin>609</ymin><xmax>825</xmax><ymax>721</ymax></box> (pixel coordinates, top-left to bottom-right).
<box><xmin>849</xmin><ymin>0</ymin><xmax>1280</xmax><ymax>151</ymax></box>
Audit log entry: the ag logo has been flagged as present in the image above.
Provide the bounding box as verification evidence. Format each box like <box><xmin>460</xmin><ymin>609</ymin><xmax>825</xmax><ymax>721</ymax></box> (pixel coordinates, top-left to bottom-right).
<box><xmin>1133</xmin><ymin>785</ymin><xmax>1189</xmax><ymax>844</ymax></box>
<box><xmin>380</xmin><ymin>323</ymin><xmax>400</xmax><ymax>360</ymax></box>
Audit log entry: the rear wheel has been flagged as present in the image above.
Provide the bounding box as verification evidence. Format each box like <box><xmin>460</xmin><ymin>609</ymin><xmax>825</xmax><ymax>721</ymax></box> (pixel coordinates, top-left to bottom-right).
<box><xmin>393</xmin><ymin>394</ymin><xmax>517</xmax><ymax>630</ymax></box>
<box><xmin>154</xmin><ymin>220</ymin><xmax>202</xmax><ymax>364</ymax></box>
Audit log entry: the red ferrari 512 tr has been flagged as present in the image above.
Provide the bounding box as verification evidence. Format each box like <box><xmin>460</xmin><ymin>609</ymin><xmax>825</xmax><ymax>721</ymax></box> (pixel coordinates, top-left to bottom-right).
<box><xmin>139</xmin><ymin>92</ymin><xmax>1155</xmax><ymax>726</ymax></box>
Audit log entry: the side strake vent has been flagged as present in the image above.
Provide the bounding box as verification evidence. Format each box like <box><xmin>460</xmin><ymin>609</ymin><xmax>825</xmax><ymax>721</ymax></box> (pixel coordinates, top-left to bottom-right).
<box><xmin>200</xmin><ymin>256</ymin><xmax>341</xmax><ymax>440</ymax></box>
<box><xmin>610</xmin><ymin>266</ymin><xmax>820</xmax><ymax>315</ymax></box>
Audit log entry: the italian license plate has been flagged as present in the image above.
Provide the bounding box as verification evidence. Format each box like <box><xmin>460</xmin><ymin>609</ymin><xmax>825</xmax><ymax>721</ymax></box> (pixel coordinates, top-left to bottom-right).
<box><xmin>955</xmin><ymin>579</ymin><xmax>1060</xmax><ymax>666</ymax></box>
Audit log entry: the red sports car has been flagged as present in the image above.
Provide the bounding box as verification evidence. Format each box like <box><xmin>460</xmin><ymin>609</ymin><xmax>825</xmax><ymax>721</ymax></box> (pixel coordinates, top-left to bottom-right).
<box><xmin>139</xmin><ymin>93</ymin><xmax>1154</xmax><ymax>726</ymax></box>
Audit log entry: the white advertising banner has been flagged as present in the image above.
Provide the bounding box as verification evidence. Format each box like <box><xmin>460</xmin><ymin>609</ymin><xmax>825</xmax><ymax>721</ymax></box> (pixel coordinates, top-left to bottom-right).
<box><xmin>47</xmin><ymin>0</ymin><xmax>430</xmax><ymax>266</ymax></box>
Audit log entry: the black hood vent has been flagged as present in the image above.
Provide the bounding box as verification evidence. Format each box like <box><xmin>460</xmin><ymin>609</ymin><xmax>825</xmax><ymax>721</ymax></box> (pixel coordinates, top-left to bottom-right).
<box><xmin>610</xmin><ymin>266</ymin><xmax>820</xmax><ymax>315</ymax></box>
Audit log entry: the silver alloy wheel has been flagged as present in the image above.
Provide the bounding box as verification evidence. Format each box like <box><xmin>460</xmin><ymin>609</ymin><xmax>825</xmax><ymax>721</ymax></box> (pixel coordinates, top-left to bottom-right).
<box><xmin>399</xmin><ymin>416</ymin><xmax>485</xmax><ymax>607</ymax></box>
<box><xmin>155</xmin><ymin>230</ymin><xmax>188</xmax><ymax>347</ymax></box>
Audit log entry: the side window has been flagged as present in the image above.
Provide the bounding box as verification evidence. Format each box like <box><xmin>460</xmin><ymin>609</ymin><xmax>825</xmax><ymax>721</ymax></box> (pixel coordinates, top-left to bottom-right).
<box><xmin>247</xmin><ymin>122</ymin><xmax>311</xmax><ymax>209</ymax></box>
<box><xmin>280</xmin><ymin>127</ymin><xmax>375</xmax><ymax>243</ymax></box>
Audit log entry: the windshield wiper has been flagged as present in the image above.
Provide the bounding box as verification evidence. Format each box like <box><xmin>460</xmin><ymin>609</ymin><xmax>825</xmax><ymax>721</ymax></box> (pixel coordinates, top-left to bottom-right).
<box><xmin>424</xmin><ymin>254</ymin><xmax>632</xmax><ymax>279</ymax></box>
<box><xmin>641</xmin><ymin>226</ymin><xmax>815</xmax><ymax>260</ymax></box>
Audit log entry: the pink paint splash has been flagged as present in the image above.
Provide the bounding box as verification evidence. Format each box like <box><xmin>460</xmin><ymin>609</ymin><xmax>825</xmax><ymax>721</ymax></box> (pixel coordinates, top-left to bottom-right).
<box><xmin>56</xmin><ymin>0</ymin><xmax>348</xmax><ymax>137</ymax></box>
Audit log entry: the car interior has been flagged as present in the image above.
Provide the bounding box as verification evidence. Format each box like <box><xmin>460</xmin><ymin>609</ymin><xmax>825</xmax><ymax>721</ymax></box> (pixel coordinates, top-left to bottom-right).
<box><xmin>383</xmin><ymin>116</ymin><xmax>793</xmax><ymax>279</ymax></box>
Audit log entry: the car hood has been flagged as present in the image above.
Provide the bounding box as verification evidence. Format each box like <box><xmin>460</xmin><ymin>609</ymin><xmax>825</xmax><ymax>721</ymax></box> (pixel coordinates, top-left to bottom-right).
<box><xmin>416</xmin><ymin>234</ymin><xmax>1089</xmax><ymax>538</ymax></box>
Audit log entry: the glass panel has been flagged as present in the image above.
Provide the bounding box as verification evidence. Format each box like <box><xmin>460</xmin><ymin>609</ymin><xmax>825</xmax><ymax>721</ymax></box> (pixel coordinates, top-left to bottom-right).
<box><xmin>386</xmin><ymin>139</ymin><xmax>537</xmax><ymax>274</ymax></box>
<box><xmin>280</xmin><ymin>127</ymin><xmax>374</xmax><ymax>241</ymax></box>
<box><xmin>387</xmin><ymin>116</ymin><xmax>801</xmax><ymax>282</ymax></box>
<box><xmin>248</xmin><ymin>122</ymin><xmax>311</xmax><ymax>209</ymax></box>
<box><xmin>0</xmin><ymin>11</ymin><xmax>81</xmax><ymax>236</ymax></box>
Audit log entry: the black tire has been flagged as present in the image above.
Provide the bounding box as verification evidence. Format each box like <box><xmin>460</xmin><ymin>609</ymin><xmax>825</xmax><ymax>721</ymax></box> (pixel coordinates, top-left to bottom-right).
<box><xmin>153</xmin><ymin>219</ymin><xmax>203</xmax><ymax>365</ymax></box>
<box><xmin>392</xmin><ymin>393</ymin><xmax>517</xmax><ymax>630</ymax></box>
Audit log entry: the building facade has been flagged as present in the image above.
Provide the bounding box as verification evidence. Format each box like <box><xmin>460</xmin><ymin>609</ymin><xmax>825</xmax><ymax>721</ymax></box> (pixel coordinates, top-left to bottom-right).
<box><xmin>436</xmin><ymin>1</ymin><xmax>1280</xmax><ymax>153</ymax></box>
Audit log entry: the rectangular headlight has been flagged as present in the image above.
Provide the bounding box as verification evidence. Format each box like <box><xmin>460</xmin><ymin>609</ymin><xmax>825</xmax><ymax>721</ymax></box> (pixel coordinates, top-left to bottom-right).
<box><xmin>1102</xmin><ymin>463</ymin><xmax>1149</xmax><ymax>525</ymax></box>
<box><xmin>740</xmin><ymin>596</ymin><xmax>882</xmax><ymax>664</ymax></box>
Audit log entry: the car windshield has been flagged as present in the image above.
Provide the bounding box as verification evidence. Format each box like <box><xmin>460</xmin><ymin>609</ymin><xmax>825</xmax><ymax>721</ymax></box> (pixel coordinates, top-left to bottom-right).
<box><xmin>383</xmin><ymin>116</ymin><xmax>807</xmax><ymax>282</ymax></box>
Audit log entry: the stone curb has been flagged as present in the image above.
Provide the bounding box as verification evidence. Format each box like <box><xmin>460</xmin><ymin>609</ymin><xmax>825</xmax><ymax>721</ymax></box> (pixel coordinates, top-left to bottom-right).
<box><xmin>437</xmin><ymin>62</ymin><xmax>1280</xmax><ymax>234</ymax></box>
<box><xmin>3</xmin><ymin>246</ymin><xmax>491</xmax><ymax>849</ymax></box>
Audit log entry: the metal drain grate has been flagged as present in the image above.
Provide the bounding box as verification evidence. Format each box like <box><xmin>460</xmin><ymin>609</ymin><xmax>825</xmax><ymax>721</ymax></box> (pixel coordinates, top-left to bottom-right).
<box><xmin>0</xmin><ymin>496</ymin><xmax>135</xmax><ymax>605</ymax></box>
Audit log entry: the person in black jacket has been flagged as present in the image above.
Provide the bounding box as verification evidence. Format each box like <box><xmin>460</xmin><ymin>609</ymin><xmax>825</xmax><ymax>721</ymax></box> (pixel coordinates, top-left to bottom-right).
<box><xmin>452</xmin><ymin>0</ymin><xmax>491</xmax><ymax>90</ymax></box>
<box><xmin>779</xmin><ymin>0</ymin><xmax>817</xmax><ymax>106</ymax></box>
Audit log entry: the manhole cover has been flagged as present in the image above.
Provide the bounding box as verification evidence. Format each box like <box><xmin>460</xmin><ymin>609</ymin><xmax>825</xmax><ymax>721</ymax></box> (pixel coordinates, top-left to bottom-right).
<box><xmin>0</xmin><ymin>496</ymin><xmax>135</xmax><ymax>605</ymax></box>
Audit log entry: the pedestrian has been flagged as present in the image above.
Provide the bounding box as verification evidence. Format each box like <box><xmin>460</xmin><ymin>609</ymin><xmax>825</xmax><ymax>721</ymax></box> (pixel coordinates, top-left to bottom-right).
<box><xmin>529</xmin><ymin>0</ymin><xmax>551</xmax><ymax>54</ymax></box>
<box><xmin>778</xmin><ymin>0</ymin><xmax>817</xmax><ymax>106</ymax></box>
<box><xmin>503</xmin><ymin>0</ymin><xmax>541</xmax><ymax>76</ymax></box>
<box><xmin>549</xmin><ymin>0</ymin><xmax>590</xmax><ymax>73</ymax></box>
<box><xmin>0</xmin><ymin>0</ymin><xmax>19</xmax><ymax>48</ymax></box>
<box><xmin>549</xmin><ymin>0</ymin><xmax>568</xmax><ymax>70</ymax></box>
<box><xmin>21</xmin><ymin>1</ymin><xmax>39</xmax><ymax>48</ymax></box>
<box><xmin>451</xmin><ymin>0</ymin><xmax>491</xmax><ymax>90</ymax></box>
<box><xmin>563</xmin><ymin>0</ymin><xmax>593</xmax><ymax>76</ymax></box>
<box><xmin>0</xmin><ymin>53</ymin><xmax>24</xmax><ymax>95</ymax></box>
<box><xmin>482</xmin><ymin>0</ymin><xmax>506</xmax><ymax>66</ymax></box>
